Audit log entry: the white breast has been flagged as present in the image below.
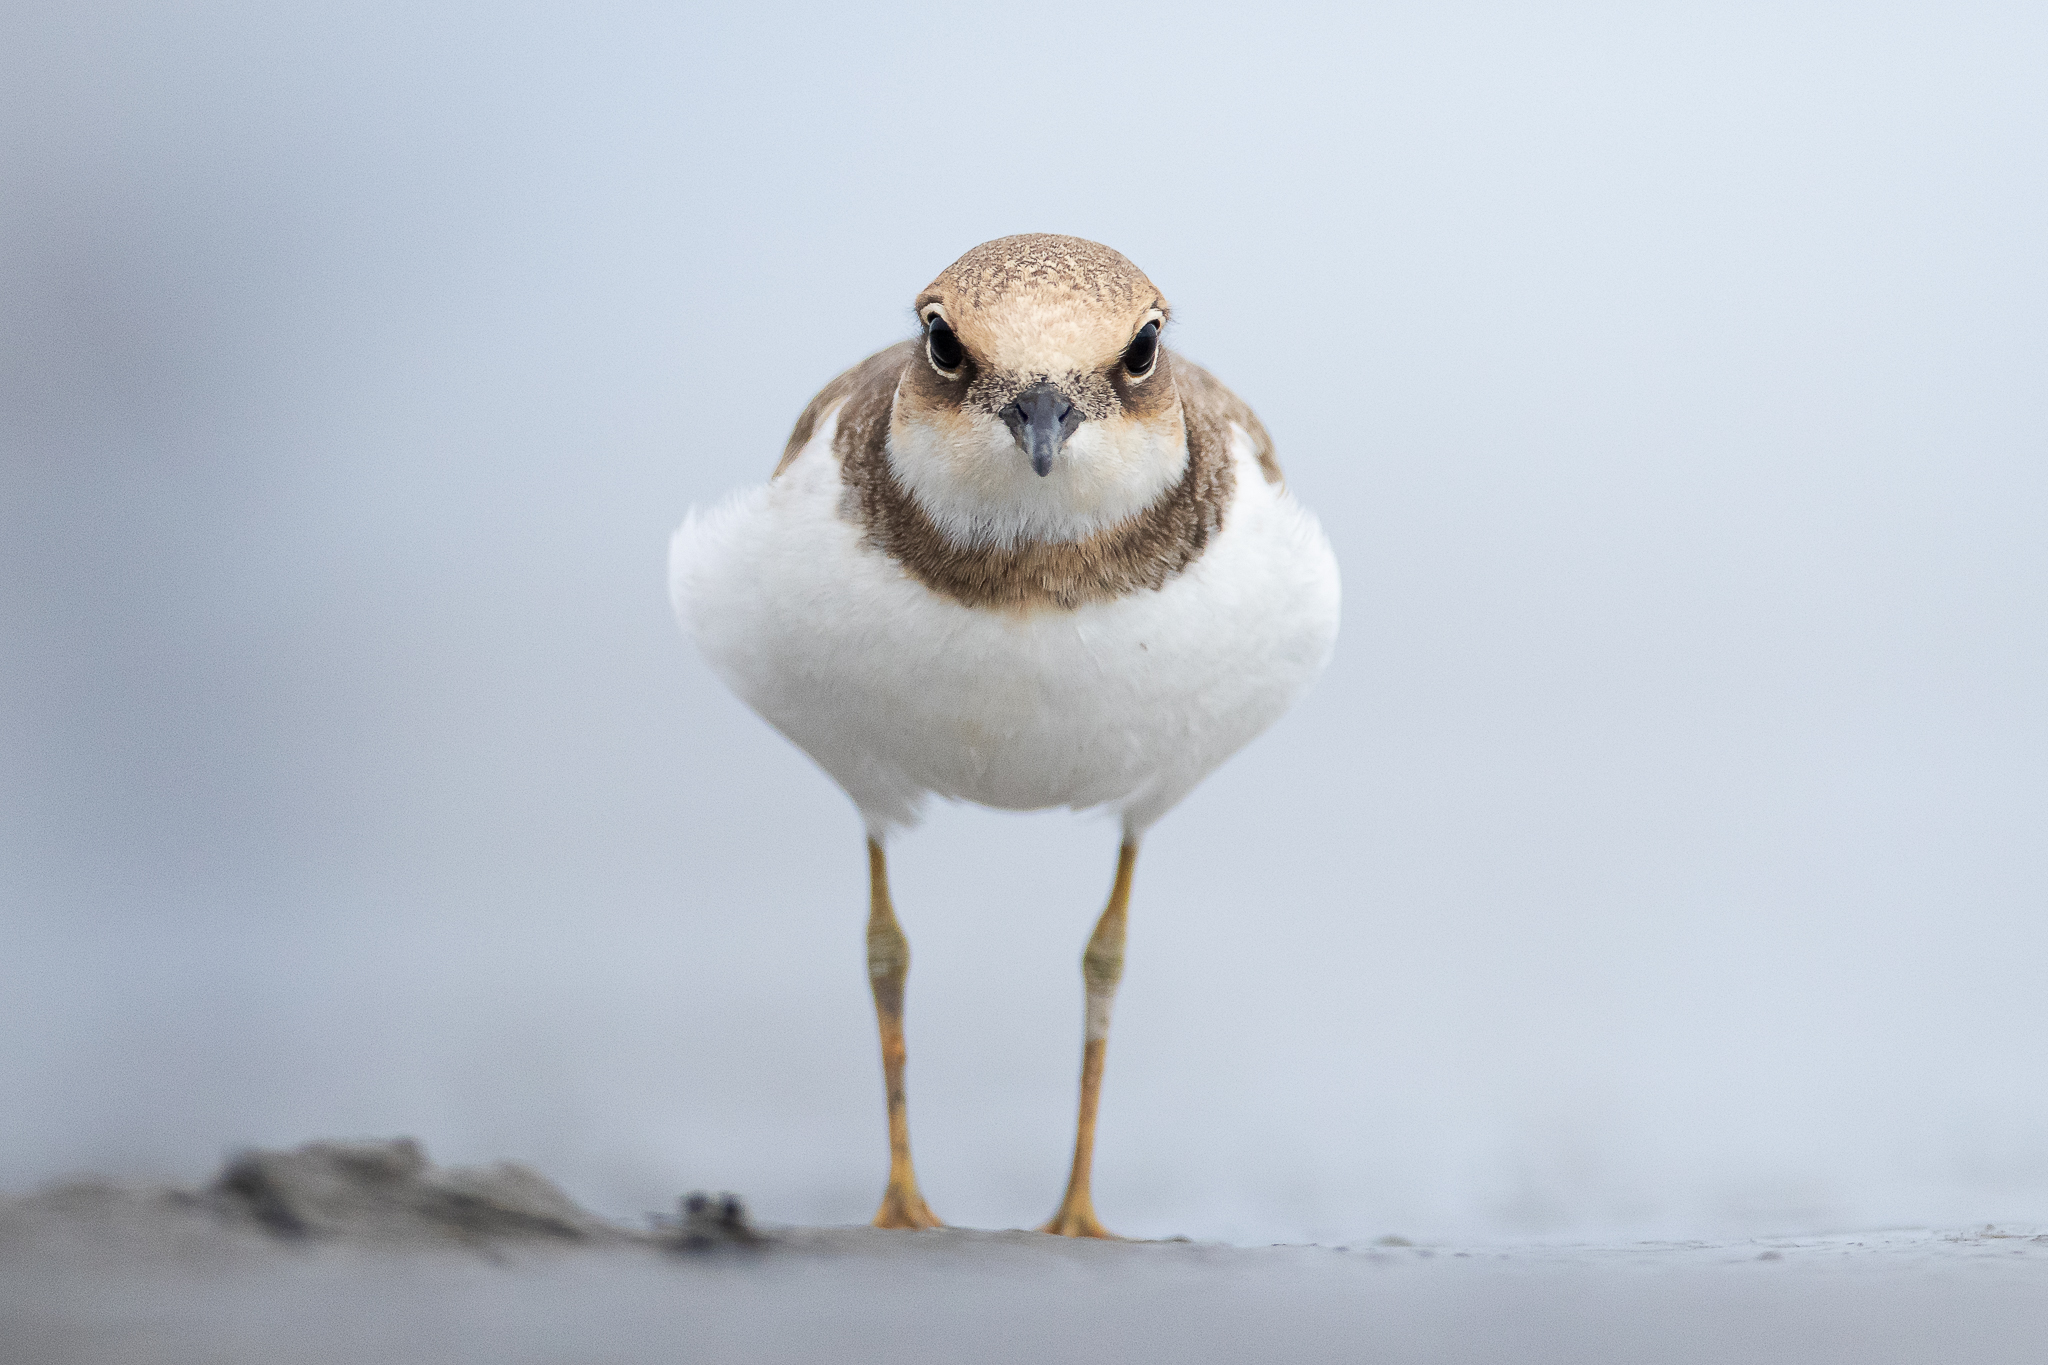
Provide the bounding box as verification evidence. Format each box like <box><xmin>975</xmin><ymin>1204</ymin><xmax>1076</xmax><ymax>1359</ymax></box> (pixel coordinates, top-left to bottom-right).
<box><xmin>670</xmin><ymin>408</ymin><xmax>1340</xmax><ymax>836</ymax></box>
<box><xmin>888</xmin><ymin>399</ymin><xmax>1190</xmax><ymax>549</ymax></box>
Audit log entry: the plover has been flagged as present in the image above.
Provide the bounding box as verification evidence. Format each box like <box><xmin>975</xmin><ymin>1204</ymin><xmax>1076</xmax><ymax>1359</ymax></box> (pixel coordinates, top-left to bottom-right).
<box><xmin>670</xmin><ymin>235</ymin><xmax>1340</xmax><ymax>1237</ymax></box>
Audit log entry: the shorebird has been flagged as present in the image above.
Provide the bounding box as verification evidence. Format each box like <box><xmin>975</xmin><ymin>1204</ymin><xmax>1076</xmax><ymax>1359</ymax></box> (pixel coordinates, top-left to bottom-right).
<box><xmin>670</xmin><ymin>235</ymin><xmax>1339</xmax><ymax>1237</ymax></box>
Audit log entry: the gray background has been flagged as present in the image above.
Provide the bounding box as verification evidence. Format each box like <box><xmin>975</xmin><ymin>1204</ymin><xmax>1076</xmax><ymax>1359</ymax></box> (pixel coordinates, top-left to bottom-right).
<box><xmin>3</xmin><ymin>2</ymin><xmax>2042</xmax><ymax>1245</ymax></box>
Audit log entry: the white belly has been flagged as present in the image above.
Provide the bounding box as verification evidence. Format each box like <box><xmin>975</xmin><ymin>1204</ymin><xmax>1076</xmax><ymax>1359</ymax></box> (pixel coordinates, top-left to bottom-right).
<box><xmin>670</xmin><ymin>414</ymin><xmax>1340</xmax><ymax>835</ymax></box>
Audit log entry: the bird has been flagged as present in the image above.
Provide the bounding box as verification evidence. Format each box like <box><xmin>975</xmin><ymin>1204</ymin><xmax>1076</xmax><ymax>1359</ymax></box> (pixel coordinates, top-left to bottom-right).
<box><xmin>669</xmin><ymin>234</ymin><xmax>1339</xmax><ymax>1237</ymax></box>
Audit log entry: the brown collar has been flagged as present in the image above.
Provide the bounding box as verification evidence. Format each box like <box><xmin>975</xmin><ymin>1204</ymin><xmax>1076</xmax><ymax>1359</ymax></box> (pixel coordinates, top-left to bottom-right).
<box><xmin>778</xmin><ymin>341</ymin><xmax>1280</xmax><ymax>612</ymax></box>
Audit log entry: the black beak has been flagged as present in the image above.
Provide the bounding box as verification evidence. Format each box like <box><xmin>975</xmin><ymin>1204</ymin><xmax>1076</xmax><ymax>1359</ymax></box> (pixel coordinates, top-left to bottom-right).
<box><xmin>1000</xmin><ymin>381</ymin><xmax>1084</xmax><ymax>477</ymax></box>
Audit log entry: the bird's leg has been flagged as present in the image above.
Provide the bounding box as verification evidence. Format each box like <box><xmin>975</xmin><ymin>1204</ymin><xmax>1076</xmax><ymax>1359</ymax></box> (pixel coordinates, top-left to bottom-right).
<box><xmin>1042</xmin><ymin>838</ymin><xmax>1138</xmax><ymax>1239</ymax></box>
<box><xmin>865</xmin><ymin>838</ymin><xmax>943</xmax><ymax>1229</ymax></box>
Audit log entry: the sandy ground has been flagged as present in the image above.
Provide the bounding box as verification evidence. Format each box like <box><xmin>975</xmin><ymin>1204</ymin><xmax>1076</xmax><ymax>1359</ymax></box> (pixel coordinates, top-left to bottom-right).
<box><xmin>2</xmin><ymin>1141</ymin><xmax>2042</xmax><ymax>1365</ymax></box>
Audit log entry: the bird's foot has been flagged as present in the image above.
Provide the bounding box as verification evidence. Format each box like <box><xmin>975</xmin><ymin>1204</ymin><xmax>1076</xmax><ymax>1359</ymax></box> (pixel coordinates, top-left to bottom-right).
<box><xmin>1039</xmin><ymin>1200</ymin><xmax>1122</xmax><ymax>1240</ymax></box>
<box><xmin>871</xmin><ymin>1180</ymin><xmax>944</xmax><ymax>1230</ymax></box>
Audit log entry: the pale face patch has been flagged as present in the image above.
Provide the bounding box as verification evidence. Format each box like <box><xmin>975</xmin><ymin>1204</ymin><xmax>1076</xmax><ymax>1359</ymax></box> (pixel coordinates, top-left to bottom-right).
<box><xmin>887</xmin><ymin>404</ymin><xmax>1188</xmax><ymax>549</ymax></box>
<box><xmin>950</xmin><ymin>292</ymin><xmax>1142</xmax><ymax>379</ymax></box>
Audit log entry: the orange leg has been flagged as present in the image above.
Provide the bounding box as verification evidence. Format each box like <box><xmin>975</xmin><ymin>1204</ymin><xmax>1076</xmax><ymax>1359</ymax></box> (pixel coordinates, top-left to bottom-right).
<box><xmin>865</xmin><ymin>839</ymin><xmax>943</xmax><ymax>1229</ymax></box>
<box><xmin>1042</xmin><ymin>839</ymin><xmax>1138</xmax><ymax>1239</ymax></box>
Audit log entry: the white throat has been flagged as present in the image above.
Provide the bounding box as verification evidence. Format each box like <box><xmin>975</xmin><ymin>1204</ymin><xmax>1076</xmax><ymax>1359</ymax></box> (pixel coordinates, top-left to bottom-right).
<box><xmin>886</xmin><ymin>405</ymin><xmax>1188</xmax><ymax>549</ymax></box>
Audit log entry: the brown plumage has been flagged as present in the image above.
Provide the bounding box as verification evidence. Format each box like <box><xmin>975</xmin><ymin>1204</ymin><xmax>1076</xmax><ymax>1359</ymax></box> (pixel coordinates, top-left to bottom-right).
<box><xmin>775</xmin><ymin>339</ymin><xmax>1280</xmax><ymax>611</ymax></box>
<box><xmin>915</xmin><ymin>234</ymin><xmax>1159</xmax><ymax>316</ymax></box>
<box><xmin>770</xmin><ymin>233</ymin><xmax>1283</xmax><ymax>612</ymax></box>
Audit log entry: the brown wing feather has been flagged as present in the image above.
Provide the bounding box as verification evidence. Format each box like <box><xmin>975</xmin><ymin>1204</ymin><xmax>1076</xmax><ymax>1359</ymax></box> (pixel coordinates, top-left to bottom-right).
<box><xmin>1170</xmin><ymin>352</ymin><xmax>1283</xmax><ymax>485</ymax></box>
<box><xmin>773</xmin><ymin>340</ymin><xmax>919</xmax><ymax>477</ymax></box>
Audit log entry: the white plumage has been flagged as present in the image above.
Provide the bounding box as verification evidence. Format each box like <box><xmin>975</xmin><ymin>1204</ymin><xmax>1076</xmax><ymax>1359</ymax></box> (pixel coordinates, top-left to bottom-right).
<box><xmin>670</xmin><ymin>405</ymin><xmax>1340</xmax><ymax>835</ymax></box>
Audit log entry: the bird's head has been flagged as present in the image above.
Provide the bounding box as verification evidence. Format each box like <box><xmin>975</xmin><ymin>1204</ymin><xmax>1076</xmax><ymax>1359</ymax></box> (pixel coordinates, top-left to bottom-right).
<box><xmin>890</xmin><ymin>234</ymin><xmax>1186</xmax><ymax>549</ymax></box>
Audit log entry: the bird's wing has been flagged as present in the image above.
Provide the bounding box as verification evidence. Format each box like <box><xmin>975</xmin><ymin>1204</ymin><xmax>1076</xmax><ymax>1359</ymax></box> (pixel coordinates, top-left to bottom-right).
<box><xmin>1169</xmin><ymin>351</ymin><xmax>1283</xmax><ymax>486</ymax></box>
<box><xmin>774</xmin><ymin>340</ymin><xmax>919</xmax><ymax>477</ymax></box>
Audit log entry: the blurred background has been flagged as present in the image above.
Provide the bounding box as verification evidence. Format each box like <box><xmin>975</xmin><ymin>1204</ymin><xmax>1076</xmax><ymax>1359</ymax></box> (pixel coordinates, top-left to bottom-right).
<box><xmin>2</xmin><ymin>2</ymin><xmax>2043</xmax><ymax>1245</ymax></box>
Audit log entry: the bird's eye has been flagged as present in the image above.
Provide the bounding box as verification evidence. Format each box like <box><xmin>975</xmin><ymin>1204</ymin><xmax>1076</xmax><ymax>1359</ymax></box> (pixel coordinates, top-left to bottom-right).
<box><xmin>1122</xmin><ymin>320</ymin><xmax>1160</xmax><ymax>377</ymax></box>
<box><xmin>926</xmin><ymin>315</ymin><xmax>964</xmax><ymax>373</ymax></box>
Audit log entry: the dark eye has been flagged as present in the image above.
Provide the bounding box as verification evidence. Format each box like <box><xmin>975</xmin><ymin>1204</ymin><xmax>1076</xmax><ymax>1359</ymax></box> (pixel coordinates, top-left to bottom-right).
<box><xmin>926</xmin><ymin>315</ymin><xmax>964</xmax><ymax>372</ymax></box>
<box><xmin>1122</xmin><ymin>320</ymin><xmax>1160</xmax><ymax>376</ymax></box>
